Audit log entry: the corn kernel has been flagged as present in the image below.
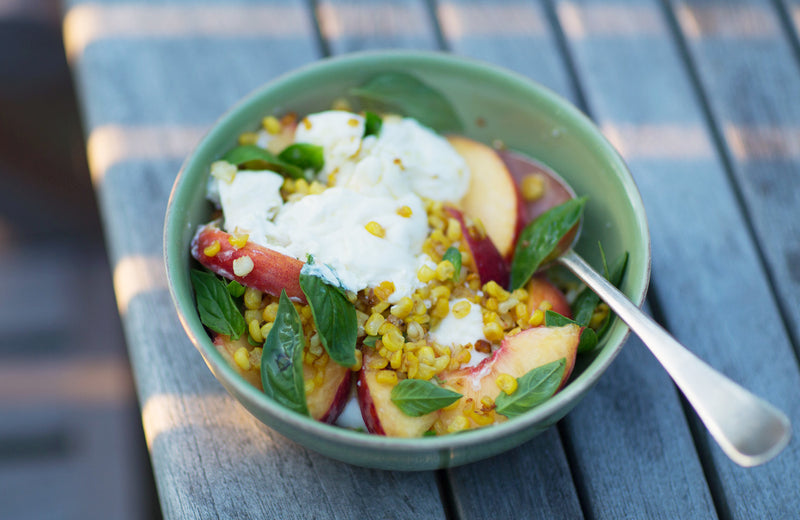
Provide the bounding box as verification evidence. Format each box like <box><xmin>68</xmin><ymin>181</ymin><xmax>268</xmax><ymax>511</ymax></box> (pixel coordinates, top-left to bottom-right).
<box><xmin>484</xmin><ymin>281</ymin><xmax>510</xmax><ymax>301</ymax></box>
<box><xmin>304</xmin><ymin>379</ymin><xmax>316</xmax><ymax>393</ymax></box>
<box><xmin>374</xmin><ymin>281</ymin><xmax>395</xmax><ymax>301</ymax></box>
<box><xmin>480</xmin><ymin>396</ymin><xmax>495</xmax><ymax>409</ymax></box>
<box><xmin>445</xmin><ymin>218</ymin><xmax>462</xmax><ymax>241</ymax></box>
<box><xmin>447</xmin><ymin>415</ymin><xmax>471</xmax><ymax>433</ymax></box>
<box><xmin>365</xmin><ymin>313</ymin><xmax>386</xmax><ymax>336</ymax></box>
<box><xmin>590</xmin><ymin>303</ymin><xmax>610</xmax><ymax>329</ymax></box>
<box><xmin>313</xmin><ymin>369</ymin><xmax>324</xmax><ymax>386</ymax></box>
<box><xmin>496</xmin><ymin>373</ymin><xmax>518</xmax><ymax>395</ymax></box>
<box><xmin>382</xmin><ymin>329</ymin><xmax>405</xmax><ymax>352</ymax></box>
<box><xmin>350</xmin><ymin>349</ymin><xmax>363</xmax><ymax>371</ymax></box>
<box><xmin>430</xmin><ymin>285</ymin><xmax>451</xmax><ymax>302</ymax></box>
<box><xmin>243</xmin><ymin>287</ymin><xmax>262</xmax><ymax>309</ymax></box>
<box><xmin>467</xmin><ymin>404</ymin><xmax>495</xmax><ymax>426</ymax></box>
<box><xmin>528</xmin><ymin>309</ymin><xmax>545</xmax><ymax>327</ymax></box>
<box><xmin>397</xmin><ymin>205</ymin><xmax>413</xmax><ymax>218</ymax></box>
<box><xmin>498</xmin><ymin>297</ymin><xmax>520</xmax><ymax>314</ymax></box>
<box><xmin>262</xmin><ymin>115</ymin><xmax>282</xmax><ymax>134</ymax></box>
<box><xmin>417</xmin><ymin>364</ymin><xmax>436</xmax><ymax>380</ymax></box>
<box><xmin>432</xmin><ymin>298</ymin><xmax>450</xmax><ymax>318</ymax></box>
<box><xmin>368</xmin><ymin>356</ymin><xmax>388</xmax><ymax>370</ymax></box>
<box><xmin>485</xmin><ymin>297</ymin><xmax>499</xmax><ymax>311</ymax></box>
<box><xmin>521</xmin><ymin>173</ymin><xmax>546</xmax><ymax>201</ymax></box>
<box><xmin>390</xmin><ymin>350</ymin><xmax>403</xmax><ymax>370</ymax></box>
<box><xmin>451</xmin><ymin>300</ymin><xmax>472</xmax><ymax>319</ymax></box>
<box><xmin>365</xmin><ymin>221</ymin><xmax>386</xmax><ymax>238</ymax></box>
<box><xmin>248</xmin><ymin>320</ymin><xmax>263</xmax><ymax>344</ymax></box>
<box><xmin>262</xmin><ymin>302</ymin><xmax>279</xmax><ymax>322</ymax></box>
<box><xmin>432</xmin><ymin>355</ymin><xmax>450</xmax><ymax>374</ymax></box>
<box><xmin>417</xmin><ymin>264</ymin><xmax>436</xmax><ymax>283</ymax></box>
<box><xmin>514</xmin><ymin>302</ymin><xmax>529</xmax><ymax>321</ymax></box>
<box><xmin>539</xmin><ymin>300</ymin><xmax>553</xmax><ymax>312</ymax></box>
<box><xmin>228</xmin><ymin>233</ymin><xmax>249</xmax><ymax>249</ymax></box>
<box><xmin>418</xmin><ymin>346</ymin><xmax>436</xmax><ymax>365</ymax></box>
<box><xmin>203</xmin><ymin>240</ymin><xmax>221</xmax><ymax>257</ymax></box>
<box><xmin>390</xmin><ymin>297</ymin><xmax>413</xmax><ymax>319</ymax></box>
<box><xmin>294</xmin><ymin>178</ymin><xmax>310</xmax><ymax>194</ymax></box>
<box><xmin>250</xmin><ymin>347</ymin><xmax>263</xmax><ymax>369</ymax></box>
<box><xmin>238</xmin><ymin>132</ymin><xmax>259</xmax><ymax>145</ymax></box>
<box><xmin>454</xmin><ymin>348</ymin><xmax>471</xmax><ymax>367</ymax></box>
<box><xmin>210</xmin><ymin>160</ymin><xmax>237</xmax><ymax>183</ymax></box>
<box><xmin>234</xmin><ymin>347</ymin><xmax>251</xmax><ymax>371</ymax></box>
<box><xmin>483</xmin><ymin>322</ymin><xmax>505</xmax><ymax>342</ymax></box>
<box><xmin>371</xmin><ymin>300</ymin><xmax>390</xmax><ymax>314</ymax></box>
<box><xmin>406</xmin><ymin>321</ymin><xmax>425</xmax><ymax>341</ymax></box>
<box><xmin>244</xmin><ymin>309</ymin><xmax>261</xmax><ymax>323</ymax></box>
<box><xmin>260</xmin><ymin>322</ymin><xmax>273</xmax><ymax>339</ymax></box>
<box><xmin>376</xmin><ymin>370</ymin><xmax>398</xmax><ymax>385</ymax></box>
<box><xmin>378</xmin><ymin>321</ymin><xmax>400</xmax><ymax>337</ymax></box>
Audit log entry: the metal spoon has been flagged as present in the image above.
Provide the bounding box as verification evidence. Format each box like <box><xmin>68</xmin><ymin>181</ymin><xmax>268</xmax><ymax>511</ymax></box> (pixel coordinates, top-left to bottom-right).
<box><xmin>516</xmin><ymin>155</ymin><xmax>792</xmax><ymax>467</ymax></box>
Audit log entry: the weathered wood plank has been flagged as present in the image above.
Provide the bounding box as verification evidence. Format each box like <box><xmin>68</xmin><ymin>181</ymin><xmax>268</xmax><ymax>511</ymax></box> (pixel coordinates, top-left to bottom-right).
<box><xmin>62</xmin><ymin>0</ymin><xmax>448</xmax><ymax>517</ymax></box>
<box><xmin>552</xmin><ymin>0</ymin><xmax>800</xmax><ymax>517</ymax></box>
<box><xmin>437</xmin><ymin>0</ymin><xmax>715</xmax><ymax>517</ymax></box>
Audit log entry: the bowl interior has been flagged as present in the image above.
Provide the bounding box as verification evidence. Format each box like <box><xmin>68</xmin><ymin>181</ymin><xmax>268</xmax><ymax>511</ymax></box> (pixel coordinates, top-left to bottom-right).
<box><xmin>165</xmin><ymin>50</ymin><xmax>650</xmax><ymax>470</ymax></box>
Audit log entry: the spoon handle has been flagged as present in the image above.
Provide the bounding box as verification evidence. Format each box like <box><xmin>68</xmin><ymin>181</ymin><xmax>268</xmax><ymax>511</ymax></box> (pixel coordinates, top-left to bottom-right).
<box><xmin>558</xmin><ymin>249</ymin><xmax>791</xmax><ymax>467</ymax></box>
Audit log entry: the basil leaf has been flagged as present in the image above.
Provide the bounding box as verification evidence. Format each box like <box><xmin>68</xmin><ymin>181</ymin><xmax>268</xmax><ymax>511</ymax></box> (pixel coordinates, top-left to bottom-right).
<box><xmin>278</xmin><ymin>143</ymin><xmax>324</xmax><ymax>173</ymax></box>
<box><xmin>595</xmin><ymin>251</ymin><xmax>629</xmax><ymax>340</ymax></box>
<box><xmin>350</xmin><ymin>72</ymin><xmax>463</xmax><ymax>132</ymax></box>
<box><xmin>299</xmin><ymin>267</ymin><xmax>357</xmax><ymax>367</ymax></box>
<box><xmin>544</xmin><ymin>310</ymin><xmax>596</xmax><ymax>352</ymax></box>
<box><xmin>190</xmin><ymin>269</ymin><xmax>246</xmax><ymax>340</ymax></box>
<box><xmin>390</xmin><ymin>379</ymin><xmax>462</xmax><ymax>417</ymax></box>
<box><xmin>261</xmin><ymin>291</ymin><xmax>309</xmax><ymax>416</ymax></box>
<box><xmin>442</xmin><ymin>247</ymin><xmax>462</xmax><ymax>282</ymax></box>
<box><xmin>495</xmin><ymin>359</ymin><xmax>566</xmax><ymax>418</ymax></box>
<box><xmin>227</xmin><ymin>280</ymin><xmax>246</xmax><ymax>298</ymax></box>
<box><xmin>544</xmin><ymin>310</ymin><xmax>576</xmax><ymax>327</ymax></box>
<box><xmin>221</xmin><ymin>144</ymin><xmax>306</xmax><ymax>180</ymax></box>
<box><xmin>364</xmin><ymin>111</ymin><xmax>382</xmax><ymax>137</ymax></box>
<box><xmin>510</xmin><ymin>197</ymin><xmax>587</xmax><ymax>291</ymax></box>
<box><xmin>362</xmin><ymin>336</ymin><xmax>379</xmax><ymax>348</ymax></box>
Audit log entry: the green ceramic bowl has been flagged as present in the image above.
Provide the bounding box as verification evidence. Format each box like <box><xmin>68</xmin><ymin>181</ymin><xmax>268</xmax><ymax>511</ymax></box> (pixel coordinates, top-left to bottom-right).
<box><xmin>164</xmin><ymin>50</ymin><xmax>650</xmax><ymax>470</ymax></box>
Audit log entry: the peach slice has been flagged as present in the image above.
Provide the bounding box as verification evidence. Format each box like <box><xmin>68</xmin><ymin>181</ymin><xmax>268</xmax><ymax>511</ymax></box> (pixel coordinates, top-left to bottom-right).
<box><xmin>434</xmin><ymin>324</ymin><xmax>580</xmax><ymax>434</ymax></box>
<box><xmin>212</xmin><ymin>333</ymin><xmax>351</xmax><ymax>423</ymax></box>
<box><xmin>191</xmin><ymin>225</ymin><xmax>306</xmax><ymax>303</ymax></box>
<box><xmin>527</xmin><ymin>275</ymin><xmax>572</xmax><ymax>321</ymax></box>
<box><xmin>357</xmin><ymin>349</ymin><xmax>438</xmax><ymax>437</ymax></box>
<box><xmin>445</xmin><ymin>206</ymin><xmax>510</xmax><ymax>288</ymax></box>
<box><xmin>448</xmin><ymin>135</ymin><xmax>525</xmax><ymax>259</ymax></box>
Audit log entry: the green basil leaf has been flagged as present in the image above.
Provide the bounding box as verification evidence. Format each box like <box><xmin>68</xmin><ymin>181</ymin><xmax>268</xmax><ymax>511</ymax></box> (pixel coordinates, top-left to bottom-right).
<box><xmin>299</xmin><ymin>266</ymin><xmax>357</xmax><ymax>367</ymax></box>
<box><xmin>278</xmin><ymin>143</ymin><xmax>324</xmax><ymax>173</ymax></box>
<box><xmin>510</xmin><ymin>197</ymin><xmax>587</xmax><ymax>290</ymax></box>
<box><xmin>221</xmin><ymin>144</ymin><xmax>306</xmax><ymax>180</ymax></box>
<box><xmin>350</xmin><ymin>72</ymin><xmax>463</xmax><ymax>132</ymax></box>
<box><xmin>577</xmin><ymin>327</ymin><xmax>598</xmax><ymax>353</ymax></box>
<box><xmin>595</xmin><ymin>251</ymin><xmax>629</xmax><ymax>340</ymax></box>
<box><xmin>390</xmin><ymin>379</ymin><xmax>463</xmax><ymax>417</ymax></box>
<box><xmin>442</xmin><ymin>247</ymin><xmax>462</xmax><ymax>282</ymax></box>
<box><xmin>261</xmin><ymin>290</ymin><xmax>308</xmax><ymax>416</ymax></box>
<box><xmin>544</xmin><ymin>310</ymin><xmax>576</xmax><ymax>327</ymax></box>
<box><xmin>227</xmin><ymin>280</ymin><xmax>246</xmax><ymax>298</ymax></box>
<box><xmin>362</xmin><ymin>336</ymin><xmax>379</xmax><ymax>348</ymax></box>
<box><xmin>364</xmin><ymin>111</ymin><xmax>382</xmax><ymax>137</ymax></box>
<box><xmin>190</xmin><ymin>269</ymin><xmax>246</xmax><ymax>340</ymax></box>
<box><xmin>543</xmin><ymin>310</ymin><xmax>596</xmax><ymax>352</ymax></box>
<box><xmin>572</xmin><ymin>286</ymin><xmax>600</xmax><ymax>327</ymax></box>
<box><xmin>495</xmin><ymin>359</ymin><xmax>566</xmax><ymax>418</ymax></box>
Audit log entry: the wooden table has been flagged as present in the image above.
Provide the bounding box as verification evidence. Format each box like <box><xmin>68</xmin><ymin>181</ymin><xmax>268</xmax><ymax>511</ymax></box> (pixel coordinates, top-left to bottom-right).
<box><xmin>63</xmin><ymin>0</ymin><xmax>800</xmax><ymax>517</ymax></box>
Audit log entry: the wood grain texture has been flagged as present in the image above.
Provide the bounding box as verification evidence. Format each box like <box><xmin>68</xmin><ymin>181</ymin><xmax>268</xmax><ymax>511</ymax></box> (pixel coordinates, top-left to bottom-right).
<box><xmin>553</xmin><ymin>0</ymin><xmax>800</xmax><ymax>517</ymax></box>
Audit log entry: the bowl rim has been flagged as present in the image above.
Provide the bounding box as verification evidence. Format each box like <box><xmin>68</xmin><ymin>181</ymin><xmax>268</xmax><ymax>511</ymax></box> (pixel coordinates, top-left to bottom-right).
<box><xmin>164</xmin><ymin>49</ymin><xmax>651</xmax><ymax>458</ymax></box>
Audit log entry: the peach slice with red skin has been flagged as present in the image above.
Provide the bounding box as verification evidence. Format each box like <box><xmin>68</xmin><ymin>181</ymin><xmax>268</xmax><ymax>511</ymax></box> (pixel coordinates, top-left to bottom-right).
<box><xmin>191</xmin><ymin>225</ymin><xmax>306</xmax><ymax>303</ymax></box>
<box><xmin>448</xmin><ymin>135</ymin><xmax>526</xmax><ymax>260</ymax></box>
<box><xmin>434</xmin><ymin>324</ymin><xmax>580</xmax><ymax>434</ymax></box>
<box><xmin>212</xmin><ymin>333</ymin><xmax>351</xmax><ymax>423</ymax></box>
<box><xmin>445</xmin><ymin>206</ymin><xmax>510</xmax><ymax>289</ymax></box>
<box><xmin>357</xmin><ymin>349</ymin><xmax>438</xmax><ymax>437</ymax></box>
<box><xmin>527</xmin><ymin>275</ymin><xmax>573</xmax><ymax>321</ymax></box>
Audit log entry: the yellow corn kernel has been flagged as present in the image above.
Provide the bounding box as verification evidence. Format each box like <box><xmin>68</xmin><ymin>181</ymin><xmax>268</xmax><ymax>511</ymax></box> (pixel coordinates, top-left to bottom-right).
<box><xmin>447</xmin><ymin>415</ymin><xmax>471</xmax><ymax>433</ymax></box>
<box><xmin>454</xmin><ymin>348</ymin><xmax>471</xmax><ymax>367</ymax></box>
<box><xmin>417</xmin><ymin>264</ymin><xmax>436</xmax><ymax>283</ymax></box>
<box><xmin>262</xmin><ymin>115</ymin><xmax>282</xmax><ymax>134</ymax></box>
<box><xmin>312</xmin><ymin>353</ymin><xmax>327</xmax><ymax>368</ymax></box>
<box><xmin>368</xmin><ymin>356</ymin><xmax>388</xmax><ymax>370</ymax></box>
<box><xmin>294</xmin><ymin>178</ymin><xmax>310</xmax><ymax>194</ymax></box>
<box><xmin>512</xmin><ymin>288</ymin><xmax>529</xmax><ymax>301</ymax></box>
<box><xmin>234</xmin><ymin>346</ymin><xmax>251</xmax><ymax>371</ymax></box>
<box><xmin>304</xmin><ymin>379</ymin><xmax>316</xmax><ymax>393</ymax></box>
<box><xmin>406</xmin><ymin>321</ymin><xmax>425</xmax><ymax>341</ymax></box>
<box><xmin>378</xmin><ymin>346</ymin><xmax>389</xmax><ymax>359</ymax></box>
<box><xmin>445</xmin><ymin>218</ymin><xmax>462</xmax><ymax>241</ymax></box>
<box><xmin>376</xmin><ymin>370</ymin><xmax>398</xmax><ymax>386</ymax></box>
<box><xmin>238</xmin><ymin>132</ymin><xmax>259</xmax><ymax>145</ymax></box>
<box><xmin>309</xmin><ymin>336</ymin><xmax>323</xmax><ymax>357</ymax></box>
<box><xmin>233</xmin><ymin>256</ymin><xmax>254</xmax><ymax>277</ymax></box>
<box><xmin>428</xmin><ymin>214</ymin><xmax>445</xmax><ymax>230</ymax></box>
<box><xmin>484</xmin><ymin>280</ymin><xmax>510</xmax><ymax>301</ymax></box>
<box><xmin>514</xmin><ymin>302</ymin><xmax>529</xmax><ymax>321</ymax></box>
<box><xmin>485</xmin><ymin>297</ymin><xmax>499</xmax><ymax>312</ymax></box>
<box><xmin>390</xmin><ymin>349</ymin><xmax>403</xmax><ymax>370</ymax></box>
<box><xmin>496</xmin><ymin>373</ymin><xmax>518</xmax><ymax>395</ymax></box>
<box><xmin>260</xmin><ymin>322</ymin><xmax>273</xmax><ymax>339</ymax></box>
<box><xmin>451</xmin><ymin>300</ymin><xmax>472</xmax><ymax>319</ymax></box>
<box><xmin>480</xmin><ymin>396</ymin><xmax>495</xmax><ymax>409</ymax></box>
<box><xmin>432</xmin><ymin>355</ymin><xmax>450</xmax><ymax>374</ymax></box>
<box><xmin>528</xmin><ymin>309</ymin><xmax>545</xmax><ymax>327</ymax></box>
<box><xmin>374</xmin><ymin>281</ymin><xmax>395</xmax><ymax>301</ymax></box>
<box><xmin>404</xmin><ymin>352</ymin><xmax>419</xmax><ymax>378</ymax></box>
<box><xmin>365</xmin><ymin>313</ymin><xmax>386</xmax><ymax>336</ymax></box>
<box><xmin>228</xmin><ymin>233</ymin><xmax>249</xmax><ymax>249</ymax></box>
<box><xmin>382</xmin><ymin>329</ymin><xmax>405</xmax><ymax>352</ymax></box>
<box><xmin>210</xmin><ymin>160</ymin><xmax>237</xmax><ymax>183</ymax></box>
<box><xmin>521</xmin><ymin>173</ymin><xmax>546</xmax><ymax>201</ymax></box>
<box><xmin>417</xmin><ymin>364</ymin><xmax>436</xmax><ymax>380</ymax></box>
<box><xmin>396</xmin><ymin>205</ymin><xmax>413</xmax><ymax>218</ymax></box>
<box><xmin>390</xmin><ymin>297</ymin><xmax>414</xmax><ymax>319</ymax></box>
<box><xmin>248</xmin><ymin>320</ymin><xmax>264</xmax><ymax>344</ymax></box>
<box><xmin>417</xmin><ymin>346</ymin><xmax>436</xmax><ymax>365</ymax></box>
<box><xmin>243</xmin><ymin>287</ymin><xmax>262</xmax><ymax>309</ymax></box>
<box><xmin>538</xmin><ymin>300</ymin><xmax>554</xmax><ymax>312</ymax></box>
<box><xmin>590</xmin><ymin>303</ymin><xmax>610</xmax><ymax>329</ymax></box>
<box><xmin>262</xmin><ymin>302</ymin><xmax>279</xmax><ymax>322</ymax></box>
<box><xmin>203</xmin><ymin>240</ymin><xmax>221</xmax><ymax>257</ymax></box>
<box><xmin>250</xmin><ymin>347</ymin><xmax>263</xmax><ymax>370</ymax></box>
<box><xmin>365</xmin><ymin>221</ymin><xmax>386</xmax><ymax>238</ymax></box>
<box><xmin>498</xmin><ymin>297</ymin><xmax>520</xmax><ymax>314</ymax></box>
<box><xmin>371</xmin><ymin>300</ymin><xmax>391</xmax><ymax>314</ymax></box>
<box><xmin>313</xmin><ymin>369</ymin><xmax>324</xmax><ymax>386</ymax></box>
<box><xmin>431</xmin><ymin>342</ymin><xmax>450</xmax><ymax>357</ymax></box>
<box><xmin>430</xmin><ymin>285</ymin><xmax>451</xmax><ymax>302</ymax></box>
<box><xmin>378</xmin><ymin>320</ymin><xmax>401</xmax><ymax>337</ymax></box>
<box><xmin>350</xmin><ymin>349</ymin><xmax>363</xmax><ymax>371</ymax></box>
<box><xmin>483</xmin><ymin>310</ymin><xmax>500</xmax><ymax>325</ymax></box>
<box><xmin>483</xmin><ymin>321</ymin><xmax>505</xmax><ymax>342</ymax></box>
<box><xmin>432</xmin><ymin>298</ymin><xmax>450</xmax><ymax>318</ymax></box>
<box><xmin>244</xmin><ymin>309</ymin><xmax>261</xmax><ymax>323</ymax></box>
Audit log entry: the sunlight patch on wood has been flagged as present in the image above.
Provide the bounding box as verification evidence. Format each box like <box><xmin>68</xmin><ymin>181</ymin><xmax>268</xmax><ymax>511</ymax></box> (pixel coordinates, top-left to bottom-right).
<box><xmin>724</xmin><ymin>123</ymin><xmax>800</xmax><ymax>161</ymax></box>
<box><xmin>86</xmin><ymin>124</ymin><xmax>205</xmax><ymax>184</ymax></box>
<box><xmin>113</xmin><ymin>255</ymin><xmax>169</xmax><ymax>315</ymax></box>
<box><xmin>558</xmin><ymin>1</ymin><xmax>663</xmax><ymax>39</ymax></box>
<box><xmin>63</xmin><ymin>3</ymin><xmax>310</xmax><ymax>62</ymax></box>
<box><xmin>676</xmin><ymin>4</ymin><xmax>778</xmax><ymax>40</ymax></box>
<box><xmin>316</xmin><ymin>1</ymin><xmax>428</xmax><ymax>39</ymax></box>
<box><xmin>437</xmin><ymin>2</ymin><xmax>545</xmax><ymax>39</ymax></box>
<box><xmin>601</xmin><ymin>122</ymin><xmax>713</xmax><ymax>160</ymax></box>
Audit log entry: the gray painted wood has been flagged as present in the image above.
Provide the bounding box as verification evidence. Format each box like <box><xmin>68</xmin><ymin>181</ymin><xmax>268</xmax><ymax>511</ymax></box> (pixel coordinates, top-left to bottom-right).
<box><xmin>552</xmin><ymin>0</ymin><xmax>800</xmax><ymax>517</ymax></box>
